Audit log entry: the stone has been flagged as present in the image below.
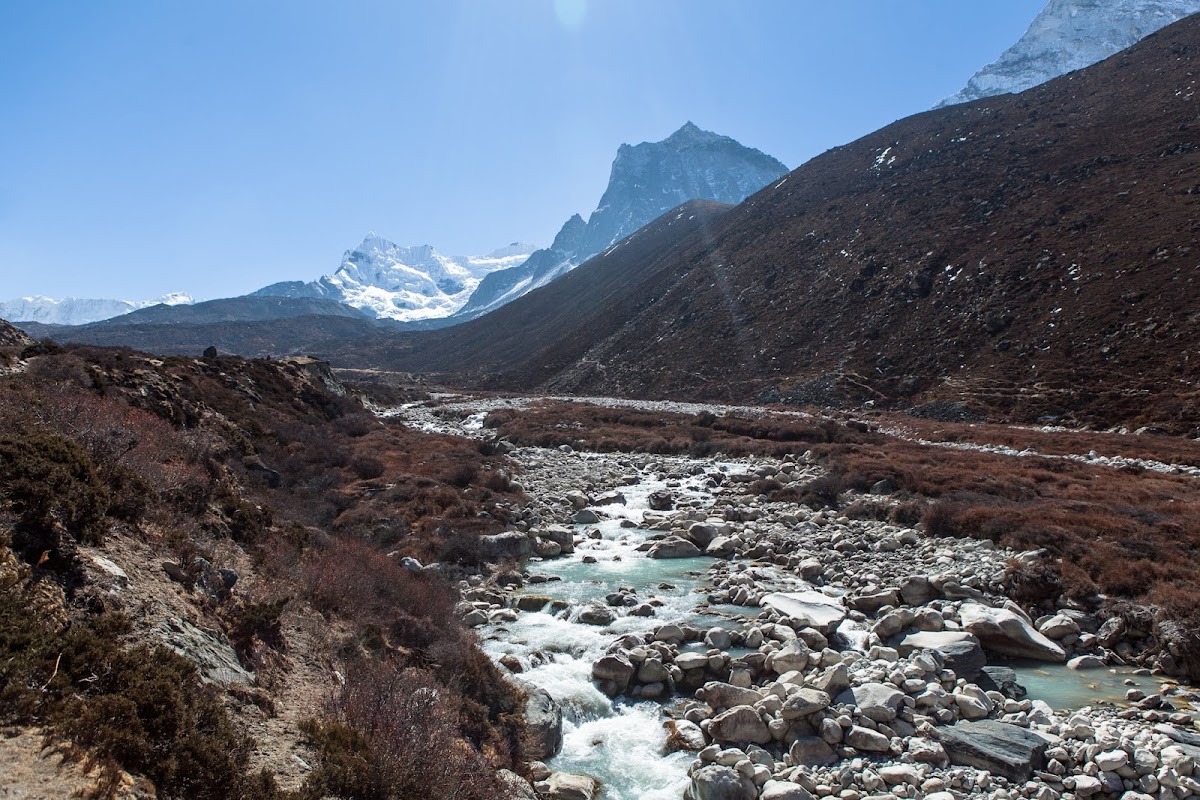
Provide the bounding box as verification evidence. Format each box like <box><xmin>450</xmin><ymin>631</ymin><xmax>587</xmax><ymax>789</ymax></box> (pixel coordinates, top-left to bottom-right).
<box><xmin>907</xmin><ymin>737</ymin><xmax>948</xmax><ymax>765</ymax></box>
<box><xmin>959</xmin><ymin>603</ymin><xmax>1066</xmax><ymax>662</ymax></box>
<box><xmin>705</xmin><ymin>628</ymin><xmax>733</xmax><ymax>650</ymax></box>
<box><xmin>1095</xmin><ymin>749</ymin><xmax>1130</xmax><ymax>771</ymax></box>
<box><xmin>684</xmin><ymin>765</ymin><xmax>757</xmax><ymax>800</ymax></box>
<box><xmin>806</xmin><ymin>664</ymin><xmax>851</xmax><ymax>697</ymax></box>
<box><xmin>836</xmin><ymin>682</ymin><xmax>905</xmax><ymax>722</ymax></box>
<box><xmin>647</xmin><ymin>537</ymin><xmax>704</xmax><ymax>559</ymax></box>
<box><xmin>977</xmin><ymin>666</ymin><xmax>1026</xmax><ymax>699</ymax></box>
<box><xmin>770</xmin><ymin>639</ymin><xmax>812</xmax><ymax>674</ymax></box>
<box><xmin>541</xmin><ymin>772</ymin><xmax>600</xmax><ymax>800</ymax></box>
<box><xmin>1037</xmin><ymin>614</ymin><xmax>1081</xmax><ymax>639</ymax></box>
<box><xmin>497</xmin><ymin>768</ymin><xmax>538</xmax><ymax>800</ymax></box>
<box><xmin>523</xmin><ymin>688</ymin><xmax>563</xmax><ymax>760</ymax></box>
<box><xmin>879</xmin><ymin>765</ymin><xmax>920</xmax><ymax>786</ymax></box>
<box><xmin>593</xmin><ymin>490</ymin><xmax>626</xmax><ymax>506</ymax></box>
<box><xmin>665</xmin><ymin>719</ymin><xmax>708</xmax><ymax>752</ymax></box>
<box><xmin>577</xmin><ymin>604</ymin><xmax>616</xmax><ymax>626</ymax></box>
<box><xmin>90</xmin><ymin>555</ymin><xmax>129</xmax><ymax>587</ymax></box>
<box><xmin>896</xmin><ymin>631</ymin><xmax>986</xmax><ymax>678</ymax></box>
<box><xmin>1072</xmin><ymin>775</ymin><xmax>1103</xmax><ymax>797</ymax></box>
<box><xmin>675</xmin><ymin>652</ymin><xmax>710</xmax><ymax>671</ymax></box>
<box><xmin>844</xmin><ymin>725</ymin><xmax>891</xmax><ymax>752</ymax></box>
<box><xmin>900</xmin><ymin>575</ymin><xmax>938</xmax><ymax>605</ymax></box>
<box><xmin>573</xmin><ymin>509</ymin><xmax>601</xmax><ymax>524</ymax></box>
<box><xmin>479</xmin><ymin>531</ymin><xmax>533</xmax><ymax>561</ymax></box>
<box><xmin>592</xmin><ymin>653</ymin><xmax>635</xmax><ymax>688</ymax></box>
<box><xmin>761</xmin><ymin>591</ymin><xmax>847</xmax><ymax>633</ymax></box>
<box><xmin>932</xmin><ymin>719</ymin><xmax>1049</xmax><ymax>782</ymax></box>
<box><xmin>516</xmin><ymin>595</ymin><xmax>551</xmax><ymax>612</ymax></box>
<box><xmin>781</xmin><ymin>689</ymin><xmax>832</xmax><ymax>720</ymax></box>
<box><xmin>699</xmin><ymin>682</ymin><xmax>763</xmax><ymax>710</ymax></box>
<box><xmin>154</xmin><ymin>618</ymin><xmax>254</xmax><ymax>686</ymax></box>
<box><xmin>1068</xmin><ymin>654</ymin><xmax>1107</xmax><ymax>670</ymax></box>
<box><xmin>638</xmin><ymin>659</ymin><xmax>670</xmax><ymax>684</ymax></box>
<box><xmin>788</xmin><ymin>736</ymin><xmax>837</xmax><ymax>766</ymax></box>
<box><xmin>761</xmin><ymin>780</ymin><xmax>815</xmax><ymax>800</ymax></box>
<box><xmin>648</xmin><ymin>490</ymin><xmax>675</xmax><ymax>510</ymax></box>
<box><xmin>850</xmin><ymin>589</ymin><xmax>899</xmax><ymax>613</ymax></box>
<box><xmin>709</xmin><ymin>705</ymin><xmax>772</xmax><ymax>745</ymax></box>
<box><xmin>687</xmin><ymin>522</ymin><xmax>722</xmax><ymax>548</ymax></box>
<box><xmin>534</xmin><ymin>538</ymin><xmax>562</xmax><ymax>558</ymax></box>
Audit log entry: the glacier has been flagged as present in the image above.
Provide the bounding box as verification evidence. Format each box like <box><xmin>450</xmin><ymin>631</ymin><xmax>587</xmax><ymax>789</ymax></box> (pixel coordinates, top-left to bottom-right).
<box><xmin>0</xmin><ymin>292</ymin><xmax>194</xmax><ymax>326</ymax></box>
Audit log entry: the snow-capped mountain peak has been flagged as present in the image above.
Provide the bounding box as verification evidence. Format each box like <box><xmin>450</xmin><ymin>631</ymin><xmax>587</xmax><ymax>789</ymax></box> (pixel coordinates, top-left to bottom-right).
<box><xmin>938</xmin><ymin>0</ymin><xmax>1200</xmax><ymax>107</ymax></box>
<box><xmin>251</xmin><ymin>235</ymin><xmax>536</xmax><ymax>322</ymax></box>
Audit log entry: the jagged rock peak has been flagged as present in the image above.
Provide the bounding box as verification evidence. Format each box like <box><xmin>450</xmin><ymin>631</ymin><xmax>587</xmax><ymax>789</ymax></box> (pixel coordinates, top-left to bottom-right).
<box><xmin>938</xmin><ymin>0</ymin><xmax>1200</xmax><ymax>107</ymax></box>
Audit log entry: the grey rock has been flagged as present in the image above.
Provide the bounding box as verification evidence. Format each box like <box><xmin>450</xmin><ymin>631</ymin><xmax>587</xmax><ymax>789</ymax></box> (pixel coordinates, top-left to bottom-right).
<box><xmin>845</xmin><ymin>725</ymin><xmax>891</xmax><ymax>752</ymax></box>
<box><xmin>780</xmin><ymin>689</ymin><xmax>831</xmax><ymax>720</ymax></box>
<box><xmin>684</xmin><ymin>765</ymin><xmax>757</xmax><ymax>800</ymax></box>
<box><xmin>523</xmin><ymin>687</ymin><xmax>563</xmax><ymax>760</ymax></box>
<box><xmin>480</xmin><ymin>531</ymin><xmax>533</xmax><ymax>561</ymax></box>
<box><xmin>896</xmin><ymin>630</ymin><xmax>986</xmax><ymax>678</ymax></box>
<box><xmin>761</xmin><ymin>591</ymin><xmax>847</xmax><ymax>633</ymax></box>
<box><xmin>960</xmin><ymin>602</ymin><xmax>1066</xmax><ymax>662</ymax></box>
<box><xmin>788</xmin><ymin>736</ymin><xmax>837</xmax><ymax>766</ymax></box>
<box><xmin>836</xmin><ymin>682</ymin><xmax>905</xmax><ymax>722</ymax></box>
<box><xmin>933</xmin><ymin>719</ymin><xmax>1049</xmax><ymax>782</ymax></box>
<box><xmin>647</xmin><ymin>537</ymin><xmax>703</xmax><ymax>559</ymax></box>
<box><xmin>709</xmin><ymin>705</ymin><xmax>771</xmax><ymax>745</ymax></box>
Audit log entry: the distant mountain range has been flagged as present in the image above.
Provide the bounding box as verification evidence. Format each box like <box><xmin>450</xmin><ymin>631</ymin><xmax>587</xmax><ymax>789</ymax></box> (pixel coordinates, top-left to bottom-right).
<box><xmin>938</xmin><ymin>0</ymin><xmax>1200</xmax><ymax>106</ymax></box>
<box><xmin>0</xmin><ymin>292</ymin><xmax>193</xmax><ymax>326</ymax></box>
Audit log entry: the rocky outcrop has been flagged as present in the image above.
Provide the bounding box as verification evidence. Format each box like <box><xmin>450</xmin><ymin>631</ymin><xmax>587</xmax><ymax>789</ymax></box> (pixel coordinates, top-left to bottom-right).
<box><xmin>959</xmin><ymin>603</ymin><xmax>1066</xmax><ymax>662</ymax></box>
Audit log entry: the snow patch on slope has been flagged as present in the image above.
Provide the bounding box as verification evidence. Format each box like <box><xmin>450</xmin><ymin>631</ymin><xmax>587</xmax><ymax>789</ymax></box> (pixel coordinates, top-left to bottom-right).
<box><xmin>0</xmin><ymin>293</ymin><xmax>195</xmax><ymax>326</ymax></box>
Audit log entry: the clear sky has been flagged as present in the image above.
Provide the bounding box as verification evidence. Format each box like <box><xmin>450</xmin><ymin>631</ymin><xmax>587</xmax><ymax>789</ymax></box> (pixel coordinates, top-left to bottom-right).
<box><xmin>0</xmin><ymin>0</ymin><xmax>1046</xmax><ymax>301</ymax></box>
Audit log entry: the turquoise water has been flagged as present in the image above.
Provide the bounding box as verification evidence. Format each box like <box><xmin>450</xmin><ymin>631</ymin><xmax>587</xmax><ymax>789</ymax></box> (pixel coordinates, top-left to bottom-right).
<box><xmin>1012</xmin><ymin>663</ymin><xmax>1169</xmax><ymax>711</ymax></box>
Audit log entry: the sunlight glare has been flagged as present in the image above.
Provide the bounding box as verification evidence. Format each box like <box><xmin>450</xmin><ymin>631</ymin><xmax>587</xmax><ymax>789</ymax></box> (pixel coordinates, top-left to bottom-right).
<box><xmin>554</xmin><ymin>0</ymin><xmax>587</xmax><ymax>31</ymax></box>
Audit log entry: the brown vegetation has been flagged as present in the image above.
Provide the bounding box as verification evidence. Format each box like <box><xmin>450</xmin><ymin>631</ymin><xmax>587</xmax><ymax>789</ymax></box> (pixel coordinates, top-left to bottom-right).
<box><xmin>0</xmin><ymin>344</ymin><xmax>528</xmax><ymax>795</ymax></box>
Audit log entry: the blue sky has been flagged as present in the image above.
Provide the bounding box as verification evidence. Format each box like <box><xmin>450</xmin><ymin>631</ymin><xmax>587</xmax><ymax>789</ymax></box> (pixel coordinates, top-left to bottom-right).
<box><xmin>0</xmin><ymin>0</ymin><xmax>1045</xmax><ymax>300</ymax></box>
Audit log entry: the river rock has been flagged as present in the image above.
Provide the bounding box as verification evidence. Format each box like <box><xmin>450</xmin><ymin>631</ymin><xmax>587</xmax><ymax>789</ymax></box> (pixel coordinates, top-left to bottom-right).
<box><xmin>959</xmin><ymin>603</ymin><xmax>1066</xmax><ymax>662</ymax></box>
<box><xmin>780</xmin><ymin>688</ymin><xmax>831</xmax><ymax>720</ymax></box>
<box><xmin>850</xmin><ymin>588</ymin><xmax>899</xmax><ymax>613</ymax></box>
<box><xmin>761</xmin><ymin>780</ymin><xmax>815</xmax><ymax>800</ymax></box>
<box><xmin>573</xmin><ymin>509</ymin><xmax>601</xmax><ymax>524</ymax></box>
<box><xmin>699</xmin><ymin>682</ymin><xmax>762</xmax><ymax>710</ymax></box>
<box><xmin>516</xmin><ymin>595</ymin><xmax>551</xmax><ymax>612</ymax></box>
<box><xmin>685</xmin><ymin>765</ymin><xmax>757</xmax><ymax>800</ymax></box>
<box><xmin>770</xmin><ymin>638</ymin><xmax>812</xmax><ymax>674</ymax></box>
<box><xmin>788</xmin><ymin>736</ymin><xmax>837</xmax><ymax>766</ymax></box>
<box><xmin>836</xmin><ymin>682</ymin><xmax>905</xmax><ymax>722</ymax></box>
<box><xmin>806</xmin><ymin>664</ymin><xmax>851</xmax><ymax>697</ymax></box>
<box><xmin>1037</xmin><ymin>614</ymin><xmax>1080</xmax><ymax>640</ymax></box>
<box><xmin>540</xmin><ymin>525</ymin><xmax>576</xmax><ymax>551</ymax></box>
<box><xmin>480</xmin><ymin>531</ymin><xmax>533</xmax><ymax>561</ymax></box>
<box><xmin>761</xmin><ymin>591</ymin><xmax>847</xmax><ymax>633</ymax></box>
<box><xmin>498</xmin><ymin>769</ymin><xmax>538</xmax><ymax>800</ymax></box>
<box><xmin>523</xmin><ymin>687</ymin><xmax>563</xmax><ymax>760</ymax></box>
<box><xmin>932</xmin><ymin>719</ymin><xmax>1049</xmax><ymax>781</ymax></box>
<box><xmin>592</xmin><ymin>653</ymin><xmax>635</xmax><ymax>691</ymax></box>
<box><xmin>1068</xmin><ymin>654</ymin><xmax>1106</xmax><ymax>670</ymax></box>
<box><xmin>675</xmin><ymin>652</ymin><xmax>710</xmax><ymax>671</ymax></box>
<box><xmin>896</xmin><ymin>630</ymin><xmax>986</xmax><ymax>677</ymax></box>
<box><xmin>665</xmin><ymin>719</ymin><xmax>708</xmax><ymax>752</ymax></box>
<box><xmin>534</xmin><ymin>538</ymin><xmax>563</xmax><ymax>558</ymax></box>
<box><xmin>647</xmin><ymin>537</ymin><xmax>703</xmax><ymax>559</ymax></box>
<box><xmin>539</xmin><ymin>772</ymin><xmax>599</xmax><ymax>800</ymax></box>
<box><xmin>709</xmin><ymin>705</ymin><xmax>771</xmax><ymax>745</ymax></box>
<box><xmin>577</xmin><ymin>604</ymin><xmax>616</xmax><ymax>626</ymax></box>
<box><xmin>844</xmin><ymin>725</ymin><xmax>891</xmax><ymax>752</ymax></box>
<box><xmin>648</xmin><ymin>490</ymin><xmax>675</xmax><ymax>510</ymax></box>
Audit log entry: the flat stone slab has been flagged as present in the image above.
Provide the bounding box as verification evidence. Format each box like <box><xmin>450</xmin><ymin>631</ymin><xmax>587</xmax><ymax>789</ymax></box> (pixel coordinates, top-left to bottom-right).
<box><xmin>761</xmin><ymin>591</ymin><xmax>847</xmax><ymax>632</ymax></box>
<box><xmin>959</xmin><ymin>603</ymin><xmax>1066</xmax><ymax>662</ymax></box>
<box><xmin>896</xmin><ymin>630</ymin><xmax>986</xmax><ymax>678</ymax></box>
<box><xmin>932</xmin><ymin>719</ymin><xmax>1049</xmax><ymax>782</ymax></box>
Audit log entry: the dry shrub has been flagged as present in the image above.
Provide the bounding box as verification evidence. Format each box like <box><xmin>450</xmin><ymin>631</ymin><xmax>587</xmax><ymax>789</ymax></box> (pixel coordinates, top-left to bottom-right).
<box><xmin>302</xmin><ymin>661</ymin><xmax>504</xmax><ymax>800</ymax></box>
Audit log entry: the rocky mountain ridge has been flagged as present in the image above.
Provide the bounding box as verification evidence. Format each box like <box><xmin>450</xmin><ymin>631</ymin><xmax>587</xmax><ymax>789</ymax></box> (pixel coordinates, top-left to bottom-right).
<box><xmin>454</xmin><ymin>122</ymin><xmax>788</xmax><ymax>319</ymax></box>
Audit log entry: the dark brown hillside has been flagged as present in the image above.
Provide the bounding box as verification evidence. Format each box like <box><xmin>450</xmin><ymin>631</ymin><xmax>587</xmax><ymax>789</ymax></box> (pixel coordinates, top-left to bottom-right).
<box><xmin>369</xmin><ymin>15</ymin><xmax>1200</xmax><ymax>431</ymax></box>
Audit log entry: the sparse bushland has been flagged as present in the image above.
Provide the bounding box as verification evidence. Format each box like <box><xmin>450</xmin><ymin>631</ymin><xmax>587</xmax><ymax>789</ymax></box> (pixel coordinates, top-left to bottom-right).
<box><xmin>482</xmin><ymin>400</ymin><xmax>866</xmax><ymax>457</ymax></box>
<box><xmin>0</xmin><ymin>345</ymin><xmax>528</xmax><ymax>795</ymax></box>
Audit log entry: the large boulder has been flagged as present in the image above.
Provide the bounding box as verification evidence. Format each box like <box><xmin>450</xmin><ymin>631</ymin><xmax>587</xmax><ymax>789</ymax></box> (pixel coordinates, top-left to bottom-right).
<box><xmin>539</xmin><ymin>772</ymin><xmax>600</xmax><ymax>800</ymax></box>
<box><xmin>480</xmin><ymin>531</ymin><xmax>533</xmax><ymax>561</ymax></box>
<box><xmin>781</xmin><ymin>689</ymin><xmax>831</xmax><ymax>720</ymax></box>
<box><xmin>933</xmin><ymin>719</ymin><xmax>1049</xmax><ymax>782</ymax></box>
<box><xmin>592</xmin><ymin>653</ymin><xmax>635</xmax><ymax>693</ymax></box>
<box><xmin>896</xmin><ymin>630</ymin><xmax>986</xmax><ymax>678</ymax></box>
<box><xmin>769</xmin><ymin>638</ymin><xmax>812</xmax><ymax>674</ymax></box>
<box><xmin>761</xmin><ymin>591</ymin><xmax>847</xmax><ymax>633</ymax></box>
<box><xmin>647</xmin><ymin>537</ymin><xmax>703</xmax><ymax>559</ymax></box>
<box><xmin>836</xmin><ymin>682</ymin><xmax>905</xmax><ymax>722</ymax></box>
<box><xmin>959</xmin><ymin>603</ymin><xmax>1066</xmax><ymax>662</ymax></box>
<box><xmin>709</xmin><ymin>705</ymin><xmax>771</xmax><ymax>745</ymax></box>
<box><xmin>523</xmin><ymin>687</ymin><xmax>563</xmax><ymax>760</ymax></box>
<box><xmin>762</xmin><ymin>781</ymin><xmax>815</xmax><ymax>800</ymax></box>
<box><xmin>685</xmin><ymin>765</ymin><xmax>757</xmax><ymax>800</ymax></box>
<box><xmin>698</xmin><ymin>681</ymin><xmax>763</xmax><ymax>710</ymax></box>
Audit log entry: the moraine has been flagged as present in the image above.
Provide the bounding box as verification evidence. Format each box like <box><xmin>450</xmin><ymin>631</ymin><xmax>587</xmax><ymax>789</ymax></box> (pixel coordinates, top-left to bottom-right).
<box><xmin>384</xmin><ymin>398</ymin><xmax>1200</xmax><ymax>800</ymax></box>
